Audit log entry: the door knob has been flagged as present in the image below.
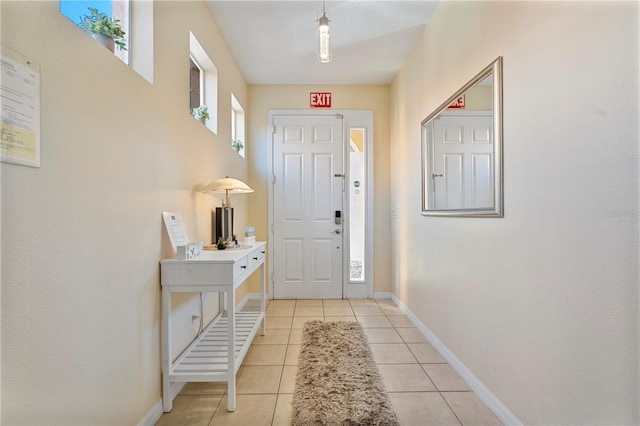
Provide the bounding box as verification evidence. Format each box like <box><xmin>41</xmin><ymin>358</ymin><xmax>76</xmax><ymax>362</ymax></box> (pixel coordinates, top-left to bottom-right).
<box><xmin>333</xmin><ymin>229</ymin><xmax>341</xmax><ymax>235</ymax></box>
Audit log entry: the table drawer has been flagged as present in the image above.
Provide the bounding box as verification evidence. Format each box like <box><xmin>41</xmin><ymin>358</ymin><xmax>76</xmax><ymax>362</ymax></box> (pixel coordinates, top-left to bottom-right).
<box><xmin>247</xmin><ymin>246</ymin><xmax>266</xmax><ymax>270</ymax></box>
<box><xmin>233</xmin><ymin>256</ymin><xmax>249</xmax><ymax>277</ymax></box>
<box><xmin>162</xmin><ymin>262</ymin><xmax>234</xmax><ymax>286</ymax></box>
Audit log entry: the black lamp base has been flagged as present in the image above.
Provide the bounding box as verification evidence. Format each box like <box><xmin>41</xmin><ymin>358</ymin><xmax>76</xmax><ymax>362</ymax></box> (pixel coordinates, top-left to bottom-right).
<box><xmin>214</xmin><ymin>207</ymin><xmax>234</xmax><ymax>243</ymax></box>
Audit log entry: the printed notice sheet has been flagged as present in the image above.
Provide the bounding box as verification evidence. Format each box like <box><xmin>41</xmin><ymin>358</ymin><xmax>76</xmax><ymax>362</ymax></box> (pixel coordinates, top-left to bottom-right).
<box><xmin>1</xmin><ymin>47</ymin><xmax>41</xmax><ymax>167</ymax></box>
<box><xmin>162</xmin><ymin>212</ymin><xmax>190</xmax><ymax>251</ymax></box>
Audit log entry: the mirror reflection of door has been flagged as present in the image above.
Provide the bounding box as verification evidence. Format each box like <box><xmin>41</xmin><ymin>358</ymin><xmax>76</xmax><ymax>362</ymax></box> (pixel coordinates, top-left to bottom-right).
<box><xmin>431</xmin><ymin>112</ymin><xmax>493</xmax><ymax>209</ymax></box>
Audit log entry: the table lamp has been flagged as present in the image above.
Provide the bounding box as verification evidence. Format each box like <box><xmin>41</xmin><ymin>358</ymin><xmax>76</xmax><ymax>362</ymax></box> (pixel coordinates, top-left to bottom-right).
<box><xmin>205</xmin><ymin>176</ymin><xmax>253</xmax><ymax>244</ymax></box>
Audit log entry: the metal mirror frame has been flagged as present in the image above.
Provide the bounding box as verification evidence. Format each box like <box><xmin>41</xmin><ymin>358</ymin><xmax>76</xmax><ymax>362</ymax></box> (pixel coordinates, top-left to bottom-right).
<box><xmin>421</xmin><ymin>56</ymin><xmax>503</xmax><ymax>217</ymax></box>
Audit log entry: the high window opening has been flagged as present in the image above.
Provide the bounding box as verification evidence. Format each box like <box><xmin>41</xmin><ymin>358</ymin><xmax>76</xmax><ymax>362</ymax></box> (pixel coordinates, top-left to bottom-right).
<box><xmin>189</xmin><ymin>31</ymin><xmax>218</xmax><ymax>133</ymax></box>
<box><xmin>60</xmin><ymin>0</ymin><xmax>130</xmax><ymax>64</ymax></box>
<box><xmin>60</xmin><ymin>0</ymin><xmax>153</xmax><ymax>83</ymax></box>
<box><xmin>231</xmin><ymin>94</ymin><xmax>245</xmax><ymax>157</ymax></box>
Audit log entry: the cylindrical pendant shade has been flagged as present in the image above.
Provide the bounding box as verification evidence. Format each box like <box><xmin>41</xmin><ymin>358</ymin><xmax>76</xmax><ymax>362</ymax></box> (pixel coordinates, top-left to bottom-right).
<box><xmin>318</xmin><ymin>13</ymin><xmax>331</xmax><ymax>63</ymax></box>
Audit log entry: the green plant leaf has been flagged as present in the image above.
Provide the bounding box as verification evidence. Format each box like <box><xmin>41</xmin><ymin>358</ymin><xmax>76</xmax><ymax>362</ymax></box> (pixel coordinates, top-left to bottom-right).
<box><xmin>77</xmin><ymin>7</ymin><xmax>127</xmax><ymax>51</ymax></box>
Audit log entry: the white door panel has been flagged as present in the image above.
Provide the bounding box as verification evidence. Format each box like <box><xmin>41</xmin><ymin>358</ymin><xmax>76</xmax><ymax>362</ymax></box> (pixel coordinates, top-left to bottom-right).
<box><xmin>471</xmin><ymin>153</ymin><xmax>492</xmax><ymax>206</ymax></box>
<box><xmin>282</xmin><ymin>154</ymin><xmax>303</xmax><ymax>221</ymax></box>
<box><xmin>283</xmin><ymin>239</ymin><xmax>303</xmax><ymax>283</ymax></box>
<box><xmin>313</xmin><ymin>153</ymin><xmax>333</xmax><ymax>221</ymax></box>
<box><xmin>273</xmin><ymin>115</ymin><xmax>343</xmax><ymax>299</ymax></box>
<box><xmin>471</xmin><ymin>126</ymin><xmax>491</xmax><ymax>144</ymax></box>
<box><xmin>443</xmin><ymin>126</ymin><xmax>463</xmax><ymax>143</ymax></box>
<box><xmin>312</xmin><ymin>238</ymin><xmax>333</xmax><ymax>281</ymax></box>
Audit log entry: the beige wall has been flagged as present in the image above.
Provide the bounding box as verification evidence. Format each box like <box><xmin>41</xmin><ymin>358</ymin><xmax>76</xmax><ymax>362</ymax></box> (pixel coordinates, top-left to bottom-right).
<box><xmin>390</xmin><ymin>1</ymin><xmax>638</xmax><ymax>424</ymax></box>
<box><xmin>1</xmin><ymin>1</ymin><xmax>249</xmax><ymax>424</ymax></box>
<box><xmin>247</xmin><ymin>85</ymin><xmax>392</xmax><ymax>294</ymax></box>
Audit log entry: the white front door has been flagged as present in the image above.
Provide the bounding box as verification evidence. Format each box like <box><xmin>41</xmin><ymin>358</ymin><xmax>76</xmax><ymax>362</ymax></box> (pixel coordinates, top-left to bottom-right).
<box><xmin>432</xmin><ymin>112</ymin><xmax>494</xmax><ymax>209</ymax></box>
<box><xmin>272</xmin><ymin>114</ymin><xmax>344</xmax><ymax>299</ymax></box>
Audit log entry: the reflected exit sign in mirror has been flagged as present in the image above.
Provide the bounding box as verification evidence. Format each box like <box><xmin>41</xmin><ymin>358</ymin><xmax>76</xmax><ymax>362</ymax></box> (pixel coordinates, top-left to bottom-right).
<box><xmin>448</xmin><ymin>95</ymin><xmax>465</xmax><ymax>109</ymax></box>
<box><xmin>310</xmin><ymin>92</ymin><xmax>332</xmax><ymax>108</ymax></box>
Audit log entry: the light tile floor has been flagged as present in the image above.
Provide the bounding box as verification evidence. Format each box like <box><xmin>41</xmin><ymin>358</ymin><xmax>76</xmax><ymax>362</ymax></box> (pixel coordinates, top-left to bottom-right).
<box><xmin>156</xmin><ymin>298</ymin><xmax>502</xmax><ymax>426</ymax></box>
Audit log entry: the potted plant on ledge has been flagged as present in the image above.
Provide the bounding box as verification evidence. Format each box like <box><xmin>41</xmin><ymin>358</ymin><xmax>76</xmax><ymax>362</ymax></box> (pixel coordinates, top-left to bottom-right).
<box><xmin>78</xmin><ymin>7</ymin><xmax>127</xmax><ymax>52</ymax></box>
<box><xmin>192</xmin><ymin>105</ymin><xmax>210</xmax><ymax>124</ymax></box>
<box><xmin>232</xmin><ymin>139</ymin><xmax>244</xmax><ymax>153</ymax></box>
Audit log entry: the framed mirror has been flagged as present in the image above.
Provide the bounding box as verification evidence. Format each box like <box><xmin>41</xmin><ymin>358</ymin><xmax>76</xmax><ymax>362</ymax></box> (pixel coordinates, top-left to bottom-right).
<box><xmin>421</xmin><ymin>57</ymin><xmax>503</xmax><ymax>217</ymax></box>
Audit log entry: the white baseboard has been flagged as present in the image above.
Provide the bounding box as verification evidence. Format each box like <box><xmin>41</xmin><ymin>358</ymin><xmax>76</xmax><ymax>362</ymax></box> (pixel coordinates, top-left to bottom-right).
<box><xmin>138</xmin><ymin>400</ymin><xmax>162</xmax><ymax>426</ymax></box>
<box><xmin>373</xmin><ymin>292</ymin><xmax>394</xmax><ymax>300</ymax></box>
<box><xmin>237</xmin><ymin>292</ymin><xmax>257</xmax><ymax>310</ymax></box>
<box><xmin>389</xmin><ymin>294</ymin><xmax>521</xmax><ymax>426</ymax></box>
<box><xmin>137</xmin><ymin>382</ymin><xmax>185</xmax><ymax>426</ymax></box>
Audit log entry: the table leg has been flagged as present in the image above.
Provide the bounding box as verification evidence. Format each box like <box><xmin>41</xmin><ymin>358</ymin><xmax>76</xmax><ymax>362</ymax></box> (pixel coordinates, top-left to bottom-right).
<box><xmin>226</xmin><ymin>289</ymin><xmax>236</xmax><ymax>411</ymax></box>
<box><xmin>219</xmin><ymin>292</ymin><xmax>225</xmax><ymax>316</ymax></box>
<box><xmin>162</xmin><ymin>287</ymin><xmax>172</xmax><ymax>412</ymax></box>
<box><xmin>260</xmin><ymin>263</ymin><xmax>266</xmax><ymax>335</ymax></box>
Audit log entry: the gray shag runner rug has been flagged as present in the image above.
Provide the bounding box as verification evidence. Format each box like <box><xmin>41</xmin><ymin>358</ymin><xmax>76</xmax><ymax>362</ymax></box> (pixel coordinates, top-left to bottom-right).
<box><xmin>292</xmin><ymin>320</ymin><xmax>399</xmax><ymax>426</ymax></box>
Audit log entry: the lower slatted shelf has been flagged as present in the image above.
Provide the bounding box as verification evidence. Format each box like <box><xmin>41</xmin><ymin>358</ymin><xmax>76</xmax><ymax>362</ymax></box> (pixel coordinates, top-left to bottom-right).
<box><xmin>170</xmin><ymin>311</ymin><xmax>264</xmax><ymax>379</ymax></box>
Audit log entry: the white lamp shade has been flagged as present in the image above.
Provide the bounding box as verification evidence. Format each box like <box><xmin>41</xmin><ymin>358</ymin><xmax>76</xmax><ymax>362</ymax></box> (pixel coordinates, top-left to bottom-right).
<box><xmin>205</xmin><ymin>177</ymin><xmax>254</xmax><ymax>194</ymax></box>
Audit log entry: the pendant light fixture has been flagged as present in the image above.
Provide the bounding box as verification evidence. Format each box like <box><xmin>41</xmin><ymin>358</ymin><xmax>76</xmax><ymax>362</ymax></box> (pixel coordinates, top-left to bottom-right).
<box><xmin>317</xmin><ymin>0</ymin><xmax>331</xmax><ymax>63</ymax></box>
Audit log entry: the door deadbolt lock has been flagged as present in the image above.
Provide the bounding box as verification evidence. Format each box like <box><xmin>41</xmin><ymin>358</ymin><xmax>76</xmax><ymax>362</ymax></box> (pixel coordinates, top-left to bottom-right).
<box><xmin>334</xmin><ymin>210</ymin><xmax>342</xmax><ymax>225</ymax></box>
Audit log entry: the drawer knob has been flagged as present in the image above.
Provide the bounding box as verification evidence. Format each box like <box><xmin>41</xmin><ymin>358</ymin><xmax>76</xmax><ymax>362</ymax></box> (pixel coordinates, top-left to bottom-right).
<box><xmin>253</xmin><ymin>257</ymin><xmax>258</xmax><ymax>260</ymax></box>
<box><xmin>261</xmin><ymin>251</ymin><xmax>266</xmax><ymax>254</ymax></box>
<box><xmin>241</xmin><ymin>265</ymin><xmax>247</xmax><ymax>269</ymax></box>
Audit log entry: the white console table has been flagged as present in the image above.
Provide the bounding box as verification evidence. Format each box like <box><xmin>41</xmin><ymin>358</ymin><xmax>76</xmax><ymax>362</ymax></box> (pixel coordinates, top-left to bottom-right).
<box><xmin>160</xmin><ymin>242</ymin><xmax>266</xmax><ymax>412</ymax></box>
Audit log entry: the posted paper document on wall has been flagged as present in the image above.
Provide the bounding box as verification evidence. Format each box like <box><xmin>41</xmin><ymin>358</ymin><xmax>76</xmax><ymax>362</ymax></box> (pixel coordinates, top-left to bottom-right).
<box><xmin>1</xmin><ymin>45</ymin><xmax>41</xmax><ymax>168</ymax></box>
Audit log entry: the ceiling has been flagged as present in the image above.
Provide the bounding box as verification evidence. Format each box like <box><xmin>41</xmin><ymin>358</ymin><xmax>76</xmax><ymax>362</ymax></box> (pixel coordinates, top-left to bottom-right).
<box><xmin>205</xmin><ymin>1</ymin><xmax>439</xmax><ymax>85</ymax></box>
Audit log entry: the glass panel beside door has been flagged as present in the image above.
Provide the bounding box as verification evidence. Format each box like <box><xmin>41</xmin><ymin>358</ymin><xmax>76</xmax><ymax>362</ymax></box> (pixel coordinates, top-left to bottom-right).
<box><xmin>349</xmin><ymin>128</ymin><xmax>365</xmax><ymax>282</ymax></box>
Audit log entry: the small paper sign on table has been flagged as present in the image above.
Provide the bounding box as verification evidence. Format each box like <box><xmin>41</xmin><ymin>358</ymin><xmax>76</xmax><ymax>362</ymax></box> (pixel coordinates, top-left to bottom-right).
<box><xmin>162</xmin><ymin>212</ymin><xmax>202</xmax><ymax>259</ymax></box>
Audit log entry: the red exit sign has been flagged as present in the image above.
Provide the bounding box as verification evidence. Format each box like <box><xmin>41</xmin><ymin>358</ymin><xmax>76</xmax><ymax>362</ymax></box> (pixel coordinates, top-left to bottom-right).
<box><xmin>310</xmin><ymin>92</ymin><xmax>332</xmax><ymax>108</ymax></box>
<box><xmin>448</xmin><ymin>95</ymin><xmax>465</xmax><ymax>109</ymax></box>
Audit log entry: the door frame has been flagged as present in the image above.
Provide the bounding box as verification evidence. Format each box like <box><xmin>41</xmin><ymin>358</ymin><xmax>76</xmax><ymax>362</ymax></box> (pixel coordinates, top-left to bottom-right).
<box><xmin>267</xmin><ymin>109</ymin><xmax>374</xmax><ymax>299</ymax></box>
